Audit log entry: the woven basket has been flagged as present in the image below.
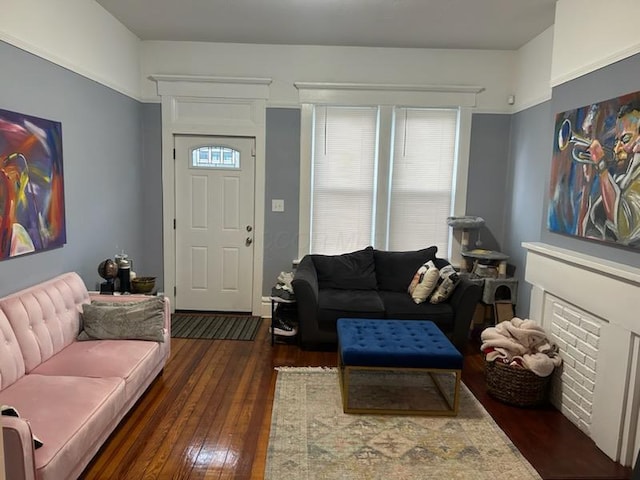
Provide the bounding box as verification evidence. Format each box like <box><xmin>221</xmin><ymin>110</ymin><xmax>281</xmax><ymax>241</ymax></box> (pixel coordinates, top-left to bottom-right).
<box><xmin>484</xmin><ymin>358</ymin><xmax>551</xmax><ymax>407</ymax></box>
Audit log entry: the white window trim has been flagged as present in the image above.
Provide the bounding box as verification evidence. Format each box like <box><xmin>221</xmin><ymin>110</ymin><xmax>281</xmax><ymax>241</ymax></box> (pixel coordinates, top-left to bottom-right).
<box><xmin>296</xmin><ymin>82</ymin><xmax>483</xmax><ymax>264</ymax></box>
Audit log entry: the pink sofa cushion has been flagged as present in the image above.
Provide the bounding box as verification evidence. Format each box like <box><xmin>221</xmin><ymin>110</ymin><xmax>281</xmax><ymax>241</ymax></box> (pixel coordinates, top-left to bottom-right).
<box><xmin>0</xmin><ymin>273</ymin><xmax>90</xmax><ymax>373</ymax></box>
<box><xmin>32</xmin><ymin>339</ymin><xmax>162</xmax><ymax>399</ymax></box>
<box><xmin>0</xmin><ymin>374</ymin><xmax>125</xmax><ymax>480</ymax></box>
<box><xmin>0</xmin><ymin>308</ymin><xmax>26</xmax><ymax>389</ymax></box>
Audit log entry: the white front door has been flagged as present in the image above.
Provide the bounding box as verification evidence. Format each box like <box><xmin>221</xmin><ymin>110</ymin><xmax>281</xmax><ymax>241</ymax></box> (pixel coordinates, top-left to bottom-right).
<box><xmin>174</xmin><ymin>135</ymin><xmax>255</xmax><ymax>311</ymax></box>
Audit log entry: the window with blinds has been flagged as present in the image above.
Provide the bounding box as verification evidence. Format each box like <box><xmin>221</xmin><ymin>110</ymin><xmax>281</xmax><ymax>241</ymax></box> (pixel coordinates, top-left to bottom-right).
<box><xmin>388</xmin><ymin>108</ymin><xmax>458</xmax><ymax>253</ymax></box>
<box><xmin>311</xmin><ymin>106</ymin><xmax>379</xmax><ymax>254</ymax></box>
<box><xmin>309</xmin><ymin>105</ymin><xmax>458</xmax><ymax>255</ymax></box>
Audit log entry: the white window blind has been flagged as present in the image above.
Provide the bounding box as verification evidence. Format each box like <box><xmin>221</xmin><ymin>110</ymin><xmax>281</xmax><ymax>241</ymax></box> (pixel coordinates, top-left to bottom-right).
<box><xmin>311</xmin><ymin>106</ymin><xmax>378</xmax><ymax>254</ymax></box>
<box><xmin>388</xmin><ymin>108</ymin><xmax>458</xmax><ymax>253</ymax></box>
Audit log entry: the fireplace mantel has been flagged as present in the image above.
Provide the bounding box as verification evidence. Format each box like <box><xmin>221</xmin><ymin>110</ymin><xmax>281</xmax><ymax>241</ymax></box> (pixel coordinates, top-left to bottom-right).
<box><xmin>523</xmin><ymin>242</ymin><xmax>640</xmax><ymax>466</ymax></box>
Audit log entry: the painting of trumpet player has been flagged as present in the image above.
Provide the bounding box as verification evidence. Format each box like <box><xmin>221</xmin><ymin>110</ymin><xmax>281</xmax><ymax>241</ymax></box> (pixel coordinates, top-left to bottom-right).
<box><xmin>0</xmin><ymin>108</ymin><xmax>66</xmax><ymax>260</ymax></box>
<box><xmin>548</xmin><ymin>90</ymin><xmax>640</xmax><ymax>248</ymax></box>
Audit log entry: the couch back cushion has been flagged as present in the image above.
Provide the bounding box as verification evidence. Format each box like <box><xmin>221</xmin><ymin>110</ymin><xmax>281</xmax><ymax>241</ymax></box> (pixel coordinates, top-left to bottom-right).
<box><xmin>0</xmin><ymin>309</ymin><xmax>26</xmax><ymax>390</ymax></box>
<box><xmin>312</xmin><ymin>247</ymin><xmax>377</xmax><ymax>290</ymax></box>
<box><xmin>0</xmin><ymin>272</ymin><xmax>90</xmax><ymax>373</ymax></box>
<box><xmin>374</xmin><ymin>246</ymin><xmax>439</xmax><ymax>292</ymax></box>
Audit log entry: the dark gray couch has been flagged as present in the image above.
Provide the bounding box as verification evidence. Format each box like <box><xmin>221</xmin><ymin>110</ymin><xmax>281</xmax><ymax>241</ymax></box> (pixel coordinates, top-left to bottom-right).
<box><xmin>292</xmin><ymin>246</ymin><xmax>481</xmax><ymax>352</ymax></box>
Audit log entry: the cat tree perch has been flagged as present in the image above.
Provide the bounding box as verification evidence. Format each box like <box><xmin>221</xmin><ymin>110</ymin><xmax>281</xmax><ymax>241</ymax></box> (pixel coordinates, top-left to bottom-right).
<box><xmin>447</xmin><ymin>216</ymin><xmax>517</xmax><ymax>324</ymax></box>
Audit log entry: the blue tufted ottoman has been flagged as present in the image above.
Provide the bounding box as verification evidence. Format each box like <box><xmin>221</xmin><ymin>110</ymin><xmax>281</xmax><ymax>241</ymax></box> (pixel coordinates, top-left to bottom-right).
<box><xmin>336</xmin><ymin>318</ymin><xmax>463</xmax><ymax>415</ymax></box>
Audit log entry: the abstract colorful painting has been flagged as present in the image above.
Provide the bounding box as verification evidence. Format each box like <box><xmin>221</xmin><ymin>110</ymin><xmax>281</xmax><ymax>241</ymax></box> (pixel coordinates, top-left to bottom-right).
<box><xmin>0</xmin><ymin>109</ymin><xmax>65</xmax><ymax>259</ymax></box>
<box><xmin>548</xmin><ymin>90</ymin><xmax>640</xmax><ymax>248</ymax></box>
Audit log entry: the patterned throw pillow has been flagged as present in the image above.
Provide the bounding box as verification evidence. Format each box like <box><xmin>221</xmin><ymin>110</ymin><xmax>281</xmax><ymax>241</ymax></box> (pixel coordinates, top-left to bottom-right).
<box><xmin>410</xmin><ymin>261</ymin><xmax>440</xmax><ymax>304</ymax></box>
<box><xmin>407</xmin><ymin>265</ymin><xmax>422</xmax><ymax>295</ymax></box>
<box><xmin>430</xmin><ymin>264</ymin><xmax>461</xmax><ymax>304</ymax></box>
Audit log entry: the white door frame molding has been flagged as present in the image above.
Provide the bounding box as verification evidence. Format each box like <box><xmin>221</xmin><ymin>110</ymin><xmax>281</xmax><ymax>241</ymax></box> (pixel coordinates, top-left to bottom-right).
<box><xmin>150</xmin><ymin>74</ymin><xmax>272</xmax><ymax>315</ymax></box>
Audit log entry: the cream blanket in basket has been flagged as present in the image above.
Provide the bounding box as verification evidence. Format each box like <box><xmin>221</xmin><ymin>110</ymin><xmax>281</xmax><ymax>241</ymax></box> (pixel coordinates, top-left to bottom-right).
<box><xmin>481</xmin><ymin>317</ymin><xmax>562</xmax><ymax>377</ymax></box>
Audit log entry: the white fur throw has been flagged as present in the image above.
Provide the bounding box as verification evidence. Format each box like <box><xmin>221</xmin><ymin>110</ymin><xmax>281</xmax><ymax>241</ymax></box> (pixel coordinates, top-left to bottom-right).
<box><xmin>481</xmin><ymin>317</ymin><xmax>562</xmax><ymax>377</ymax></box>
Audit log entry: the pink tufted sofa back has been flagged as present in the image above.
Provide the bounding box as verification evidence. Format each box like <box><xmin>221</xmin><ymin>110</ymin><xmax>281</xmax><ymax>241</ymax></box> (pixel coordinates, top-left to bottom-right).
<box><xmin>0</xmin><ymin>272</ymin><xmax>90</xmax><ymax>375</ymax></box>
<box><xmin>0</xmin><ymin>308</ymin><xmax>26</xmax><ymax>390</ymax></box>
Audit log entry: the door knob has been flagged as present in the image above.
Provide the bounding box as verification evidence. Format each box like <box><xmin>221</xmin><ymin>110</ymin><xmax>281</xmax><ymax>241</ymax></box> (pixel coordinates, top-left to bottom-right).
<box><xmin>246</xmin><ymin>237</ymin><xmax>253</xmax><ymax>246</ymax></box>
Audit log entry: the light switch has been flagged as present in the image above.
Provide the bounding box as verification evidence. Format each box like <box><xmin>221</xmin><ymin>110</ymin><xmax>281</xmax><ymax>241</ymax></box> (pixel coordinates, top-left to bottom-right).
<box><xmin>272</xmin><ymin>199</ymin><xmax>285</xmax><ymax>212</ymax></box>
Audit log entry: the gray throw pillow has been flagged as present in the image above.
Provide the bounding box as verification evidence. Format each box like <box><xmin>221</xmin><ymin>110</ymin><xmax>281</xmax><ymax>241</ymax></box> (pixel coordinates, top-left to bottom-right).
<box><xmin>79</xmin><ymin>297</ymin><xmax>165</xmax><ymax>342</ymax></box>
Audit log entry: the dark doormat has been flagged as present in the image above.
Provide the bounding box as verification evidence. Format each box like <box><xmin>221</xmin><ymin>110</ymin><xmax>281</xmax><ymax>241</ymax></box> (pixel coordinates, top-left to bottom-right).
<box><xmin>171</xmin><ymin>313</ymin><xmax>262</xmax><ymax>340</ymax></box>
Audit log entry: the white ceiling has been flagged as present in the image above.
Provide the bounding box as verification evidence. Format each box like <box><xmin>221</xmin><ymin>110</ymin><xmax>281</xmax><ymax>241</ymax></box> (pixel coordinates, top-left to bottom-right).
<box><xmin>96</xmin><ymin>0</ymin><xmax>557</xmax><ymax>51</ymax></box>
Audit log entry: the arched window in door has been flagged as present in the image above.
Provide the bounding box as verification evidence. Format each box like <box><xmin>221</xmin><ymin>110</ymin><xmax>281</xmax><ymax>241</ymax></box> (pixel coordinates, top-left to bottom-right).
<box><xmin>191</xmin><ymin>146</ymin><xmax>240</xmax><ymax>169</ymax></box>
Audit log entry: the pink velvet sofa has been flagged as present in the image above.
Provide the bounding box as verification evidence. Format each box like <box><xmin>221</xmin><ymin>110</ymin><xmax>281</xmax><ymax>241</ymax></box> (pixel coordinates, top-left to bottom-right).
<box><xmin>0</xmin><ymin>272</ymin><xmax>171</xmax><ymax>480</ymax></box>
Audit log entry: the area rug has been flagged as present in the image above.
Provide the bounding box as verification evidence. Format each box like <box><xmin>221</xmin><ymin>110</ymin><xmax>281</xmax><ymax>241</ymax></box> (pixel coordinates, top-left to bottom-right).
<box><xmin>265</xmin><ymin>367</ymin><xmax>541</xmax><ymax>480</ymax></box>
<box><xmin>171</xmin><ymin>313</ymin><xmax>262</xmax><ymax>340</ymax></box>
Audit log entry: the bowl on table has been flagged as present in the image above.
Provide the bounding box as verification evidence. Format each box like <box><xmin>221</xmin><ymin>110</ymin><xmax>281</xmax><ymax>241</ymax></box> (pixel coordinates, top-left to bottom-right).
<box><xmin>131</xmin><ymin>276</ymin><xmax>156</xmax><ymax>294</ymax></box>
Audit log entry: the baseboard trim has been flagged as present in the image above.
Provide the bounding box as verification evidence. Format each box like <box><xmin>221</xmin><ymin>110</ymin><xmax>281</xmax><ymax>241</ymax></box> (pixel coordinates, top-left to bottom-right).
<box><xmin>261</xmin><ymin>297</ymin><xmax>272</xmax><ymax>318</ymax></box>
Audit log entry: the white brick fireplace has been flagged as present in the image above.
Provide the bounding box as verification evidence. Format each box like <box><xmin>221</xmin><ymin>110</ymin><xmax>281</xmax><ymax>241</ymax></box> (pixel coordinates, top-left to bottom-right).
<box><xmin>524</xmin><ymin>242</ymin><xmax>640</xmax><ymax>467</ymax></box>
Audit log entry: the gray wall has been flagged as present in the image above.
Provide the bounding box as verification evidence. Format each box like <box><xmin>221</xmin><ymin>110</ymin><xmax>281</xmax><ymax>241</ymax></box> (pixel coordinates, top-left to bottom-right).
<box><xmin>263</xmin><ymin>108</ymin><xmax>301</xmax><ymax>292</ymax></box>
<box><xmin>136</xmin><ymin>105</ymin><xmax>303</xmax><ymax>296</ymax></box>
<box><xmin>542</xmin><ymin>52</ymin><xmax>640</xmax><ymax>268</ymax></box>
<box><xmin>140</xmin><ymin>103</ymin><xmax>164</xmax><ymax>289</ymax></box>
<box><xmin>504</xmin><ymin>101</ymin><xmax>550</xmax><ymax>317</ymax></box>
<box><xmin>0</xmin><ymin>41</ymin><xmax>146</xmax><ymax>295</ymax></box>
<box><xmin>12</xmin><ymin>33</ymin><xmax>639</xmax><ymax>310</ymax></box>
<box><xmin>504</xmin><ymin>52</ymin><xmax>640</xmax><ymax>319</ymax></box>
<box><xmin>260</xmin><ymin>110</ymin><xmax>516</xmax><ymax>295</ymax></box>
<box><xmin>467</xmin><ymin>114</ymin><xmax>512</xmax><ymax>252</ymax></box>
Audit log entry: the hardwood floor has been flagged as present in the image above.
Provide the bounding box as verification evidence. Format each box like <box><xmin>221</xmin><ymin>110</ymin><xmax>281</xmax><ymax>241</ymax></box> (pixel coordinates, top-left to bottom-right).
<box><xmin>81</xmin><ymin>320</ymin><xmax>632</xmax><ymax>479</ymax></box>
